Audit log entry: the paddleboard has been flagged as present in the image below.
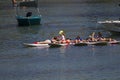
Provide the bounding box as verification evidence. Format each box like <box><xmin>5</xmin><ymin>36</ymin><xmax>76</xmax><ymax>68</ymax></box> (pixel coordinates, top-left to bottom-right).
<box><xmin>23</xmin><ymin>43</ymin><xmax>49</xmax><ymax>47</ymax></box>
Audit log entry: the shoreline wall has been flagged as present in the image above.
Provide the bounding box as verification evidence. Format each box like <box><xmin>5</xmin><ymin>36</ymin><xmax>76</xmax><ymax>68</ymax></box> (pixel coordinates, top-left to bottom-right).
<box><xmin>0</xmin><ymin>0</ymin><xmax>119</xmax><ymax>9</ymax></box>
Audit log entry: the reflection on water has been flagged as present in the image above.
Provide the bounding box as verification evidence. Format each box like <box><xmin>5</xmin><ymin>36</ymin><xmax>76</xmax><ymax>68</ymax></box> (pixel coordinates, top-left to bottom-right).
<box><xmin>17</xmin><ymin>26</ymin><xmax>41</xmax><ymax>34</ymax></box>
<box><xmin>59</xmin><ymin>46</ymin><xmax>67</xmax><ymax>53</ymax></box>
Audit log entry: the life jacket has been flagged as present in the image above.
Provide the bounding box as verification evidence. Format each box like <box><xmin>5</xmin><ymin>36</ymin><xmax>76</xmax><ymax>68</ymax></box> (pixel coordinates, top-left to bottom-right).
<box><xmin>66</xmin><ymin>39</ymin><xmax>71</xmax><ymax>44</ymax></box>
<box><xmin>61</xmin><ymin>39</ymin><xmax>71</xmax><ymax>44</ymax></box>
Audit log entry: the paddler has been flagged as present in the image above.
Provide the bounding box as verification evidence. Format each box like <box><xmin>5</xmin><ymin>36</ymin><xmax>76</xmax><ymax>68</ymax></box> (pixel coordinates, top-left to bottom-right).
<box><xmin>58</xmin><ymin>30</ymin><xmax>66</xmax><ymax>43</ymax></box>
<box><xmin>75</xmin><ymin>36</ymin><xmax>83</xmax><ymax>43</ymax></box>
<box><xmin>88</xmin><ymin>32</ymin><xmax>97</xmax><ymax>41</ymax></box>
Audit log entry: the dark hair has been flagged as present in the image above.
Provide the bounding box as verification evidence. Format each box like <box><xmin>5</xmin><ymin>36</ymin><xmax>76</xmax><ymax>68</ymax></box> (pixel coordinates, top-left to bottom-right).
<box><xmin>26</xmin><ymin>12</ymin><xmax>32</xmax><ymax>17</ymax></box>
<box><xmin>76</xmin><ymin>36</ymin><xmax>80</xmax><ymax>39</ymax></box>
<box><xmin>98</xmin><ymin>32</ymin><xmax>103</xmax><ymax>38</ymax></box>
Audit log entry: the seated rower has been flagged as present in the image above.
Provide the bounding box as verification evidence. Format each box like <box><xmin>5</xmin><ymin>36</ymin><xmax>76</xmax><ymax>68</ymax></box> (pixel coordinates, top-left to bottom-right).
<box><xmin>75</xmin><ymin>36</ymin><xmax>83</xmax><ymax>43</ymax></box>
<box><xmin>97</xmin><ymin>32</ymin><xmax>103</xmax><ymax>38</ymax></box>
<box><xmin>35</xmin><ymin>36</ymin><xmax>64</xmax><ymax>44</ymax></box>
<box><xmin>86</xmin><ymin>32</ymin><xmax>97</xmax><ymax>42</ymax></box>
<box><xmin>96</xmin><ymin>32</ymin><xmax>106</xmax><ymax>41</ymax></box>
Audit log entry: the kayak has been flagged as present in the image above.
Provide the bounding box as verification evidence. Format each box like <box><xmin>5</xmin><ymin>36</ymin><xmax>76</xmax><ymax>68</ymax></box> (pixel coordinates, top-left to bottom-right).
<box><xmin>87</xmin><ymin>41</ymin><xmax>108</xmax><ymax>46</ymax></box>
<box><xmin>74</xmin><ymin>42</ymin><xmax>88</xmax><ymax>46</ymax></box>
<box><xmin>23</xmin><ymin>43</ymin><xmax>49</xmax><ymax>47</ymax></box>
<box><xmin>74</xmin><ymin>41</ymin><xmax>108</xmax><ymax>46</ymax></box>
<box><xmin>49</xmin><ymin>43</ymin><xmax>68</xmax><ymax>48</ymax></box>
<box><xmin>108</xmin><ymin>40</ymin><xmax>120</xmax><ymax>44</ymax></box>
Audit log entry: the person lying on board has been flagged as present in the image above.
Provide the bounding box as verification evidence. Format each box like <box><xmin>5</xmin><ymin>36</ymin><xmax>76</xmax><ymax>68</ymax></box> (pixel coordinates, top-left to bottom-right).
<box><xmin>34</xmin><ymin>39</ymin><xmax>51</xmax><ymax>44</ymax></box>
<box><xmin>35</xmin><ymin>36</ymin><xmax>61</xmax><ymax>44</ymax></box>
<box><xmin>51</xmin><ymin>36</ymin><xmax>60</xmax><ymax>43</ymax></box>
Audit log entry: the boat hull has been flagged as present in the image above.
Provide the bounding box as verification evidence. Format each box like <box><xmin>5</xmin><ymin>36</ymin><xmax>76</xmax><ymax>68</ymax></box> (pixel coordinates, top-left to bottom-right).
<box><xmin>23</xmin><ymin>40</ymin><xmax>120</xmax><ymax>47</ymax></box>
<box><xmin>23</xmin><ymin>43</ymin><xmax>49</xmax><ymax>47</ymax></box>
<box><xmin>108</xmin><ymin>41</ymin><xmax>120</xmax><ymax>44</ymax></box>
<box><xmin>16</xmin><ymin>16</ymin><xmax>41</xmax><ymax>26</ymax></box>
<box><xmin>74</xmin><ymin>41</ymin><xmax>108</xmax><ymax>46</ymax></box>
<box><xmin>74</xmin><ymin>43</ymin><xmax>88</xmax><ymax>46</ymax></box>
<box><xmin>98</xmin><ymin>20</ymin><xmax>120</xmax><ymax>33</ymax></box>
<box><xmin>87</xmin><ymin>41</ymin><xmax>108</xmax><ymax>46</ymax></box>
<box><xmin>49</xmin><ymin>43</ymin><xmax>68</xmax><ymax>48</ymax></box>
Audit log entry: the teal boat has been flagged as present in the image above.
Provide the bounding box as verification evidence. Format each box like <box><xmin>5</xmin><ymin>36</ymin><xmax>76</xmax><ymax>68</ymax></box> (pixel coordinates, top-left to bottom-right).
<box><xmin>13</xmin><ymin>0</ymin><xmax>41</xmax><ymax>26</ymax></box>
<box><xmin>16</xmin><ymin>16</ymin><xmax>41</xmax><ymax>26</ymax></box>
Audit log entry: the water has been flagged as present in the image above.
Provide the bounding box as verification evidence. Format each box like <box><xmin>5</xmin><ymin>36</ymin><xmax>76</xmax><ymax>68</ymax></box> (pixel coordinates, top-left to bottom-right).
<box><xmin>0</xmin><ymin>1</ymin><xmax>120</xmax><ymax>80</ymax></box>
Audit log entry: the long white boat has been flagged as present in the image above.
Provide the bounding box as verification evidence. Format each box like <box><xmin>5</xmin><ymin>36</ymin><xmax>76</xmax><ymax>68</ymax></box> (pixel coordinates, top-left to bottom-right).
<box><xmin>98</xmin><ymin>20</ymin><xmax>120</xmax><ymax>33</ymax></box>
<box><xmin>23</xmin><ymin>43</ymin><xmax>49</xmax><ymax>47</ymax></box>
<box><xmin>86</xmin><ymin>41</ymin><xmax>108</xmax><ymax>46</ymax></box>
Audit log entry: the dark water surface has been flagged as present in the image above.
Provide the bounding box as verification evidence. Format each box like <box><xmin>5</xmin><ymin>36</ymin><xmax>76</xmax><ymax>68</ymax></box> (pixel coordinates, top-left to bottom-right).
<box><xmin>0</xmin><ymin>2</ymin><xmax>120</xmax><ymax>80</ymax></box>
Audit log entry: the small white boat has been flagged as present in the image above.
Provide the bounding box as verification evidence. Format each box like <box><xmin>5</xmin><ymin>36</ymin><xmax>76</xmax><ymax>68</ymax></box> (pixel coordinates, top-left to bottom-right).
<box><xmin>98</xmin><ymin>20</ymin><xmax>120</xmax><ymax>33</ymax></box>
<box><xmin>23</xmin><ymin>43</ymin><xmax>49</xmax><ymax>47</ymax></box>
